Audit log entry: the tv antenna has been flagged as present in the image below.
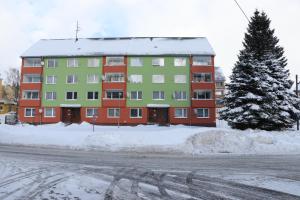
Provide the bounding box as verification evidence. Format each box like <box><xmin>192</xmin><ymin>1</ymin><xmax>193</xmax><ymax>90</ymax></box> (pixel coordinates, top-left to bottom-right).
<box><xmin>75</xmin><ymin>20</ymin><xmax>80</xmax><ymax>42</ymax></box>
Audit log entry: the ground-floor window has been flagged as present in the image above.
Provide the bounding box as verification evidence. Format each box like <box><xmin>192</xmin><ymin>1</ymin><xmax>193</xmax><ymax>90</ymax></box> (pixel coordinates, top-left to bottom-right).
<box><xmin>130</xmin><ymin>108</ymin><xmax>142</xmax><ymax>118</ymax></box>
<box><xmin>44</xmin><ymin>108</ymin><xmax>56</xmax><ymax>117</ymax></box>
<box><xmin>25</xmin><ymin>108</ymin><xmax>36</xmax><ymax>117</ymax></box>
<box><xmin>174</xmin><ymin>108</ymin><xmax>188</xmax><ymax>118</ymax></box>
<box><xmin>107</xmin><ymin>108</ymin><xmax>120</xmax><ymax>118</ymax></box>
<box><xmin>195</xmin><ymin>108</ymin><xmax>209</xmax><ymax>118</ymax></box>
<box><xmin>86</xmin><ymin>108</ymin><xmax>98</xmax><ymax>118</ymax></box>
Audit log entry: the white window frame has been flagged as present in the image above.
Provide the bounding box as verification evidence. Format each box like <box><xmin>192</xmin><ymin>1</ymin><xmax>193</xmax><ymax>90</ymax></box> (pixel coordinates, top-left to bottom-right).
<box><xmin>193</xmin><ymin>90</ymin><xmax>212</xmax><ymax>100</ymax></box>
<box><xmin>107</xmin><ymin>108</ymin><xmax>120</xmax><ymax>118</ymax></box>
<box><xmin>130</xmin><ymin>108</ymin><xmax>142</xmax><ymax>118</ymax></box>
<box><xmin>87</xmin><ymin>74</ymin><xmax>99</xmax><ymax>84</ymax></box>
<box><xmin>174</xmin><ymin>75</ymin><xmax>187</xmax><ymax>83</ymax></box>
<box><xmin>195</xmin><ymin>108</ymin><xmax>209</xmax><ymax>118</ymax></box>
<box><xmin>152</xmin><ymin>58</ymin><xmax>164</xmax><ymax>67</ymax></box>
<box><xmin>87</xmin><ymin>58</ymin><xmax>99</xmax><ymax>67</ymax></box>
<box><xmin>174</xmin><ymin>57</ymin><xmax>186</xmax><ymax>67</ymax></box>
<box><xmin>193</xmin><ymin>73</ymin><xmax>212</xmax><ymax>83</ymax></box>
<box><xmin>130</xmin><ymin>91</ymin><xmax>142</xmax><ymax>100</ymax></box>
<box><xmin>106</xmin><ymin>56</ymin><xmax>125</xmax><ymax>66</ymax></box>
<box><xmin>44</xmin><ymin>108</ymin><xmax>56</xmax><ymax>118</ymax></box>
<box><xmin>47</xmin><ymin>59</ymin><xmax>58</xmax><ymax>68</ymax></box>
<box><xmin>173</xmin><ymin>91</ymin><xmax>187</xmax><ymax>101</ymax></box>
<box><xmin>130</xmin><ymin>57</ymin><xmax>143</xmax><ymax>67</ymax></box>
<box><xmin>66</xmin><ymin>75</ymin><xmax>78</xmax><ymax>84</ymax></box>
<box><xmin>45</xmin><ymin>92</ymin><xmax>56</xmax><ymax>100</ymax></box>
<box><xmin>22</xmin><ymin>90</ymin><xmax>39</xmax><ymax>100</ymax></box>
<box><xmin>192</xmin><ymin>56</ymin><xmax>212</xmax><ymax>66</ymax></box>
<box><xmin>66</xmin><ymin>91</ymin><xmax>78</xmax><ymax>100</ymax></box>
<box><xmin>152</xmin><ymin>91</ymin><xmax>165</xmax><ymax>100</ymax></box>
<box><xmin>23</xmin><ymin>74</ymin><xmax>41</xmax><ymax>83</ymax></box>
<box><xmin>129</xmin><ymin>74</ymin><xmax>143</xmax><ymax>83</ymax></box>
<box><xmin>104</xmin><ymin>73</ymin><xmax>125</xmax><ymax>82</ymax></box>
<box><xmin>174</xmin><ymin>108</ymin><xmax>188</xmax><ymax>118</ymax></box>
<box><xmin>24</xmin><ymin>108</ymin><xmax>35</xmax><ymax>117</ymax></box>
<box><xmin>46</xmin><ymin>75</ymin><xmax>57</xmax><ymax>84</ymax></box>
<box><xmin>152</xmin><ymin>75</ymin><xmax>165</xmax><ymax>83</ymax></box>
<box><xmin>86</xmin><ymin>108</ymin><xmax>98</xmax><ymax>118</ymax></box>
<box><xmin>105</xmin><ymin>90</ymin><xmax>124</xmax><ymax>99</ymax></box>
<box><xmin>67</xmin><ymin>58</ymin><xmax>78</xmax><ymax>67</ymax></box>
<box><xmin>87</xmin><ymin>91</ymin><xmax>99</xmax><ymax>100</ymax></box>
<box><xmin>24</xmin><ymin>58</ymin><xmax>41</xmax><ymax>67</ymax></box>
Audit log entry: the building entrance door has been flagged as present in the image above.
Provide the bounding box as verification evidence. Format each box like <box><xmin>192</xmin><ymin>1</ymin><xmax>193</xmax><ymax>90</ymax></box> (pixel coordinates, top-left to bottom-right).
<box><xmin>61</xmin><ymin>107</ymin><xmax>81</xmax><ymax>124</ymax></box>
<box><xmin>148</xmin><ymin>108</ymin><xmax>169</xmax><ymax>125</ymax></box>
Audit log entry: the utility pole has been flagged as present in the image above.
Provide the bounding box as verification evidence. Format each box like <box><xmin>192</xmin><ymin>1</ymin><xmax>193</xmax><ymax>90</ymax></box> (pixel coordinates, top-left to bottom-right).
<box><xmin>296</xmin><ymin>75</ymin><xmax>299</xmax><ymax>131</ymax></box>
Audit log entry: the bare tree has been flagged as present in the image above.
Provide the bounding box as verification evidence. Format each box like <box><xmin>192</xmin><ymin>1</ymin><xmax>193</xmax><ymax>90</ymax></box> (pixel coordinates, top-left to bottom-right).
<box><xmin>5</xmin><ymin>68</ymin><xmax>20</xmax><ymax>101</ymax></box>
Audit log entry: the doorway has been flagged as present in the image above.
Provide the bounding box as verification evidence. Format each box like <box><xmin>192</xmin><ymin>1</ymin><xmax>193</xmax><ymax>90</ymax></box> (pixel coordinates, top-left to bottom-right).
<box><xmin>148</xmin><ymin>108</ymin><xmax>169</xmax><ymax>125</ymax></box>
<box><xmin>61</xmin><ymin>107</ymin><xmax>81</xmax><ymax>124</ymax></box>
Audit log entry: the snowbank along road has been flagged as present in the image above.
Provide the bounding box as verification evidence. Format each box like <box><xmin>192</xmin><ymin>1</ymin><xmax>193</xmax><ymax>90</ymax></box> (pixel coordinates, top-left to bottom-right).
<box><xmin>0</xmin><ymin>145</ymin><xmax>300</xmax><ymax>200</ymax></box>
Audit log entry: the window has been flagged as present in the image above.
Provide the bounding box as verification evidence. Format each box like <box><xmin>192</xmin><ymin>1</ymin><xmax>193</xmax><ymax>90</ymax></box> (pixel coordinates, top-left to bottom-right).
<box><xmin>152</xmin><ymin>75</ymin><xmax>165</xmax><ymax>83</ymax></box>
<box><xmin>44</xmin><ymin>108</ymin><xmax>56</xmax><ymax>117</ymax></box>
<box><xmin>47</xmin><ymin>59</ymin><xmax>57</xmax><ymax>68</ymax></box>
<box><xmin>46</xmin><ymin>75</ymin><xmax>57</xmax><ymax>84</ymax></box>
<box><xmin>105</xmin><ymin>90</ymin><xmax>123</xmax><ymax>99</ymax></box>
<box><xmin>216</xmin><ymin>98</ymin><xmax>224</xmax><ymax>106</ymax></box>
<box><xmin>86</xmin><ymin>108</ymin><xmax>98</xmax><ymax>118</ymax></box>
<box><xmin>104</xmin><ymin>73</ymin><xmax>125</xmax><ymax>82</ymax></box>
<box><xmin>45</xmin><ymin>92</ymin><xmax>56</xmax><ymax>100</ymax></box>
<box><xmin>152</xmin><ymin>58</ymin><xmax>164</xmax><ymax>66</ymax></box>
<box><xmin>174</xmin><ymin>57</ymin><xmax>186</xmax><ymax>67</ymax></box>
<box><xmin>174</xmin><ymin>108</ymin><xmax>188</xmax><ymax>118</ymax></box>
<box><xmin>195</xmin><ymin>108</ymin><xmax>209</xmax><ymax>118</ymax></box>
<box><xmin>173</xmin><ymin>91</ymin><xmax>187</xmax><ymax>100</ymax></box>
<box><xmin>23</xmin><ymin>74</ymin><xmax>41</xmax><ymax>83</ymax></box>
<box><xmin>107</xmin><ymin>108</ymin><xmax>120</xmax><ymax>118</ymax></box>
<box><xmin>129</xmin><ymin>75</ymin><xmax>143</xmax><ymax>83</ymax></box>
<box><xmin>22</xmin><ymin>91</ymin><xmax>39</xmax><ymax>99</ymax></box>
<box><xmin>24</xmin><ymin>58</ymin><xmax>41</xmax><ymax>67</ymax></box>
<box><xmin>87</xmin><ymin>74</ymin><xmax>99</xmax><ymax>83</ymax></box>
<box><xmin>130</xmin><ymin>108</ymin><xmax>142</xmax><ymax>118</ymax></box>
<box><xmin>130</xmin><ymin>57</ymin><xmax>143</xmax><ymax>67</ymax></box>
<box><xmin>174</xmin><ymin>75</ymin><xmax>186</xmax><ymax>83</ymax></box>
<box><xmin>66</xmin><ymin>75</ymin><xmax>78</xmax><ymax>84</ymax></box>
<box><xmin>193</xmin><ymin>90</ymin><xmax>212</xmax><ymax>100</ymax></box>
<box><xmin>87</xmin><ymin>91</ymin><xmax>98</xmax><ymax>100</ymax></box>
<box><xmin>67</xmin><ymin>58</ymin><xmax>78</xmax><ymax>67</ymax></box>
<box><xmin>88</xmin><ymin>58</ymin><xmax>99</xmax><ymax>67</ymax></box>
<box><xmin>66</xmin><ymin>92</ymin><xmax>77</xmax><ymax>100</ymax></box>
<box><xmin>24</xmin><ymin>108</ymin><xmax>35</xmax><ymax>117</ymax></box>
<box><xmin>130</xmin><ymin>91</ymin><xmax>142</xmax><ymax>100</ymax></box>
<box><xmin>193</xmin><ymin>56</ymin><xmax>212</xmax><ymax>66</ymax></box>
<box><xmin>216</xmin><ymin>82</ymin><xmax>224</xmax><ymax>87</ymax></box>
<box><xmin>106</xmin><ymin>56</ymin><xmax>124</xmax><ymax>66</ymax></box>
<box><xmin>216</xmin><ymin>90</ymin><xmax>224</xmax><ymax>96</ymax></box>
<box><xmin>152</xmin><ymin>91</ymin><xmax>164</xmax><ymax>100</ymax></box>
<box><xmin>193</xmin><ymin>73</ymin><xmax>212</xmax><ymax>82</ymax></box>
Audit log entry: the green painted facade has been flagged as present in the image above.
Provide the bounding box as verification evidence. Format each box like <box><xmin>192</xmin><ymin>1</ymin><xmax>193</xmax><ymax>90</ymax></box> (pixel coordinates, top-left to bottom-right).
<box><xmin>126</xmin><ymin>56</ymin><xmax>190</xmax><ymax>107</ymax></box>
<box><xmin>42</xmin><ymin>57</ymin><xmax>103</xmax><ymax>107</ymax></box>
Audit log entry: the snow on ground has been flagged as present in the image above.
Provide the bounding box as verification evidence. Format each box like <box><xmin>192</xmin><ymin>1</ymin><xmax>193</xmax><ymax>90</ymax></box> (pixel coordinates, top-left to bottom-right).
<box><xmin>0</xmin><ymin>122</ymin><xmax>300</xmax><ymax>154</ymax></box>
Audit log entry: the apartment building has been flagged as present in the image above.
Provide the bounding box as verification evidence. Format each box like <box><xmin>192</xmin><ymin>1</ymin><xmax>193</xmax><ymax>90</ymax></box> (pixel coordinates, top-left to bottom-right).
<box><xmin>215</xmin><ymin>67</ymin><xmax>226</xmax><ymax>117</ymax></box>
<box><xmin>19</xmin><ymin>37</ymin><xmax>216</xmax><ymax>126</ymax></box>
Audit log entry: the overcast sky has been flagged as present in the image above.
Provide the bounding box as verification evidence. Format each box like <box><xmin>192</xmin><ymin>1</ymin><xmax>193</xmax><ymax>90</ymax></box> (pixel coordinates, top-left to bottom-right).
<box><xmin>0</xmin><ymin>0</ymin><xmax>299</xmax><ymax>83</ymax></box>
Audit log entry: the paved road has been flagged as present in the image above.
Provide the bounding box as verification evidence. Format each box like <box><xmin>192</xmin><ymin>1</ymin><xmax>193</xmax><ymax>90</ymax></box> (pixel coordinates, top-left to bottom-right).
<box><xmin>0</xmin><ymin>144</ymin><xmax>300</xmax><ymax>200</ymax></box>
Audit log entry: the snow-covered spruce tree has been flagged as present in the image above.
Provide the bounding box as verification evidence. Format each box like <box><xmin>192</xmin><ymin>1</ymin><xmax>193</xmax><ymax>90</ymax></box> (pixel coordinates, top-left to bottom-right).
<box><xmin>219</xmin><ymin>10</ymin><xmax>300</xmax><ymax>130</ymax></box>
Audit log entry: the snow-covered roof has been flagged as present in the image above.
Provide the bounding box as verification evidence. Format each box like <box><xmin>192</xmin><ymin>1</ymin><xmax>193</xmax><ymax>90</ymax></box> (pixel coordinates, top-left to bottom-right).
<box><xmin>21</xmin><ymin>37</ymin><xmax>215</xmax><ymax>57</ymax></box>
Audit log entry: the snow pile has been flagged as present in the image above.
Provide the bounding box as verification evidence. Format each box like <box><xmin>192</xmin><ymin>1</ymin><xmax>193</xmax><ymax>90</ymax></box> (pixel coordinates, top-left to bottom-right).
<box><xmin>0</xmin><ymin>123</ymin><xmax>299</xmax><ymax>154</ymax></box>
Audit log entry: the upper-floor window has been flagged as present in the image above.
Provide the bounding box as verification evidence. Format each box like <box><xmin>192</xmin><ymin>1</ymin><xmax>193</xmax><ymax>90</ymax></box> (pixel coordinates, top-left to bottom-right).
<box><xmin>128</xmin><ymin>74</ymin><xmax>143</xmax><ymax>83</ymax></box>
<box><xmin>88</xmin><ymin>58</ymin><xmax>99</xmax><ymax>67</ymax></box>
<box><xmin>67</xmin><ymin>58</ymin><xmax>78</xmax><ymax>67</ymax></box>
<box><xmin>24</xmin><ymin>58</ymin><xmax>41</xmax><ymax>67</ymax></box>
<box><xmin>216</xmin><ymin>90</ymin><xmax>224</xmax><ymax>96</ymax></box>
<box><xmin>216</xmin><ymin>81</ymin><xmax>225</xmax><ymax>87</ymax></box>
<box><xmin>105</xmin><ymin>90</ymin><xmax>124</xmax><ymax>99</ymax></box>
<box><xmin>104</xmin><ymin>73</ymin><xmax>125</xmax><ymax>82</ymax></box>
<box><xmin>193</xmin><ymin>90</ymin><xmax>212</xmax><ymax>100</ymax></box>
<box><xmin>174</xmin><ymin>75</ymin><xmax>186</xmax><ymax>83</ymax></box>
<box><xmin>66</xmin><ymin>92</ymin><xmax>77</xmax><ymax>100</ymax></box>
<box><xmin>153</xmin><ymin>91</ymin><xmax>165</xmax><ymax>100</ymax></box>
<box><xmin>23</xmin><ymin>74</ymin><xmax>41</xmax><ymax>83</ymax></box>
<box><xmin>174</xmin><ymin>57</ymin><xmax>186</xmax><ymax>67</ymax></box>
<box><xmin>193</xmin><ymin>73</ymin><xmax>212</xmax><ymax>82</ymax></box>
<box><xmin>173</xmin><ymin>91</ymin><xmax>187</xmax><ymax>100</ymax></box>
<box><xmin>47</xmin><ymin>59</ymin><xmax>58</xmax><ymax>68</ymax></box>
<box><xmin>193</xmin><ymin>56</ymin><xmax>212</xmax><ymax>66</ymax></box>
<box><xmin>106</xmin><ymin>56</ymin><xmax>124</xmax><ymax>66</ymax></box>
<box><xmin>86</xmin><ymin>108</ymin><xmax>98</xmax><ymax>117</ymax></box>
<box><xmin>130</xmin><ymin>91</ymin><xmax>142</xmax><ymax>100</ymax></box>
<box><xmin>87</xmin><ymin>91</ymin><xmax>99</xmax><ymax>100</ymax></box>
<box><xmin>130</xmin><ymin>57</ymin><xmax>143</xmax><ymax>67</ymax></box>
<box><xmin>152</xmin><ymin>75</ymin><xmax>165</xmax><ymax>83</ymax></box>
<box><xmin>174</xmin><ymin>108</ymin><xmax>188</xmax><ymax>118</ymax></box>
<box><xmin>44</xmin><ymin>108</ymin><xmax>56</xmax><ymax>117</ymax></box>
<box><xmin>87</xmin><ymin>74</ymin><xmax>99</xmax><ymax>84</ymax></box>
<box><xmin>22</xmin><ymin>90</ymin><xmax>39</xmax><ymax>100</ymax></box>
<box><xmin>66</xmin><ymin>75</ymin><xmax>78</xmax><ymax>84</ymax></box>
<box><xmin>152</xmin><ymin>58</ymin><xmax>164</xmax><ymax>67</ymax></box>
<box><xmin>24</xmin><ymin>108</ymin><xmax>36</xmax><ymax>117</ymax></box>
<box><xmin>45</xmin><ymin>92</ymin><xmax>56</xmax><ymax>100</ymax></box>
<box><xmin>46</xmin><ymin>75</ymin><xmax>57</xmax><ymax>84</ymax></box>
